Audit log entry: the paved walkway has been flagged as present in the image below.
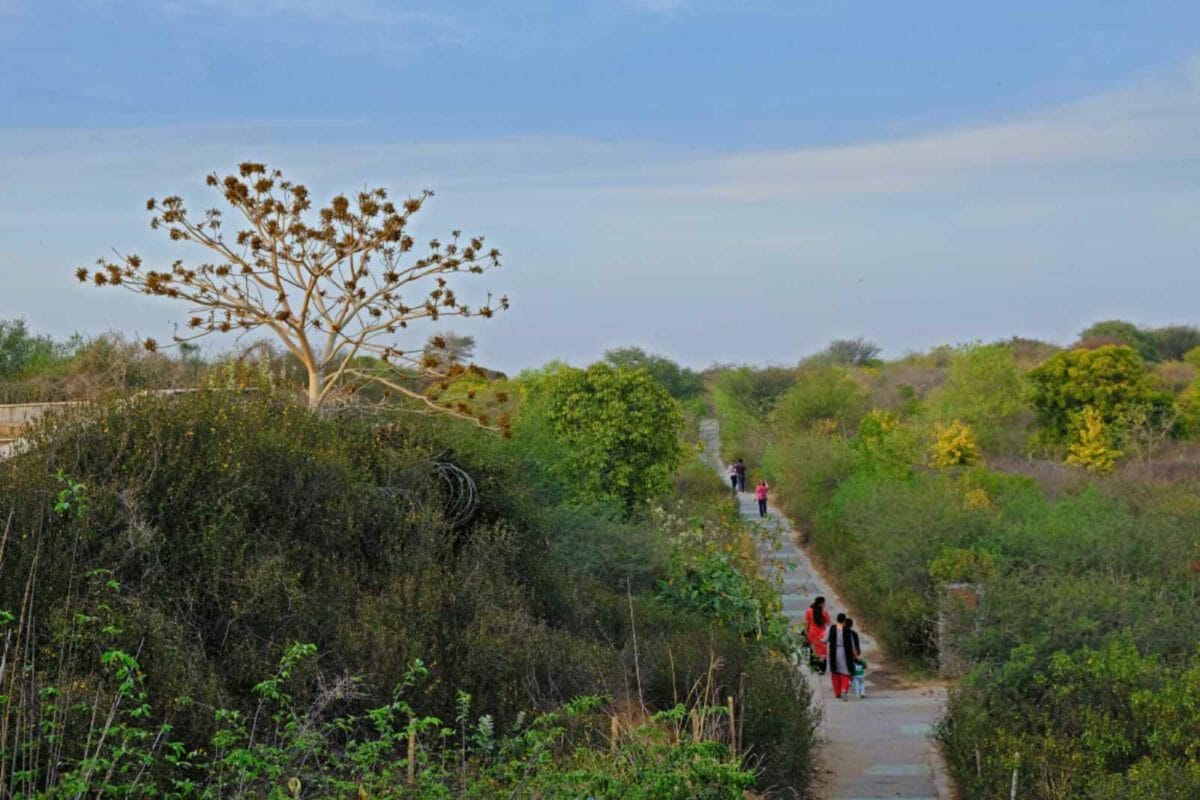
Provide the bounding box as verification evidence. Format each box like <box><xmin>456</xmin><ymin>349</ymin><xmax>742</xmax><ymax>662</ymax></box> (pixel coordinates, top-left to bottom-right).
<box><xmin>701</xmin><ymin>420</ymin><xmax>952</xmax><ymax>800</ymax></box>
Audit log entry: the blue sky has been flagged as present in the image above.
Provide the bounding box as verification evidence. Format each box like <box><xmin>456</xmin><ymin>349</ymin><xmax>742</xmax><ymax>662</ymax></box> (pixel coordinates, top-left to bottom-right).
<box><xmin>3</xmin><ymin>1</ymin><xmax>1200</xmax><ymax>371</ymax></box>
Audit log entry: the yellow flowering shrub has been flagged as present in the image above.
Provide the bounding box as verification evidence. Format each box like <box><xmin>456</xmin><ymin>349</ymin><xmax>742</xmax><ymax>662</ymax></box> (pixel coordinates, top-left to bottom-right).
<box><xmin>929</xmin><ymin>420</ymin><xmax>980</xmax><ymax>468</ymax></box>
<box><xmin>1066</xmin><ymin>406</ymin><xmax>1121</xmax><ymax>473</ymax></box>
<box><xmin>964</xmin><ymin>487</ymin><xmax>993</xmax><ymax>510</ymax></box>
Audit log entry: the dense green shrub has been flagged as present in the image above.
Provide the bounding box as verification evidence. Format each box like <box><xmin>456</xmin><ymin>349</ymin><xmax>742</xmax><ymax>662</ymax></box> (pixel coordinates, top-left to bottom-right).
<box><xmin>1</xmin><ymin>390</ymin><xmax>817</xmax><ymax>796</ymax></box>
<box><xmin>0</xmin><ymin>393</ymin><xmax>586</xmax><ymax>732</ymax></box>
<box><xmin>926</xmin><ymin>343</ymin><xmax>1027</xmax><ymax>453</ymax></box>
<box><xmin>1027</xmin><ymin>345</ymin><xmax>1158</xmax><ymax>444</ymax></box>
<box><xmin>942</xmin><ymin>637</ymin><xmax>1200</xmax><ymax>800</ymax></box>
<box><xmin>769</xmin><ymin>365</ymin><xmax>866</xmax><ymax>437</ymax></box>
<box><xmin>518</xmin><ymin>363</ymin><xmax>684</xmax><ymax>512</ymax></box>
<box><xmin>603</xmin><ymin>347</ymin><xmax>704</xmax><ymax>401</ymax></box>
<box><xmin>710</xmin><ymin>366</ymin><xmax>797</xmax><ymax>417</ymax></box>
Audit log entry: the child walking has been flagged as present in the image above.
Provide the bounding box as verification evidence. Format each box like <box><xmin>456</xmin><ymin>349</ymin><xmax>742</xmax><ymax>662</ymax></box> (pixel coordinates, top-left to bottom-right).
<box><xmin>852</xmin><ymin>657</ymin><xmax>867</xmax><ymax>699</ymax></box>
<box><xmin>754</xmin><ymin>479</ymin><xmax>769</xmax><ymax>517</ymax></box>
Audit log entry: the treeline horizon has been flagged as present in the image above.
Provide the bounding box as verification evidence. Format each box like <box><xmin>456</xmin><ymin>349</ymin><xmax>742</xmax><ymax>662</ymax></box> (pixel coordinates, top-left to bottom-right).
<box><xmin>8</xmin><ymin>315</ymin><xmax>1200</xmax><ymax>381</ymax></box>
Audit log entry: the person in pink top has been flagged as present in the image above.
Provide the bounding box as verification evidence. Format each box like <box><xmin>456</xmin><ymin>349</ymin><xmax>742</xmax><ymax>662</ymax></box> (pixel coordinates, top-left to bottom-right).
<box><xmin>754</xmin><ymin>478</ymin><xmax>769</xmax><ymax>517</ymax></box>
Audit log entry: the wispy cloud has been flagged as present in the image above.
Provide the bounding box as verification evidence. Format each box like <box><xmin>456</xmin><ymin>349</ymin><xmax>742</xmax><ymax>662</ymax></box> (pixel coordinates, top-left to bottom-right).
<box><xmin>3</xmin><ymin>54</ymin><xmax>1199</xmax><ymax>214</ymax></box>
<box><xmin>708</xmin><ymin>61</ymin><xmax>1200</xmax><ymax>199</ymax></box>
<box><xmin>4</xmin><ymin>56</ymin><xmax>1200</xmax><ymax>371</ymax></box>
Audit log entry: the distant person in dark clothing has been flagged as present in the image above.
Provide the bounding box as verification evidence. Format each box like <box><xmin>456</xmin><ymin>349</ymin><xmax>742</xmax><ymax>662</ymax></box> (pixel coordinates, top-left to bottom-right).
<box><xmin>735</xmin><ymin>459</ymin><xmax>746</xmax><ymax>492</ymax></box>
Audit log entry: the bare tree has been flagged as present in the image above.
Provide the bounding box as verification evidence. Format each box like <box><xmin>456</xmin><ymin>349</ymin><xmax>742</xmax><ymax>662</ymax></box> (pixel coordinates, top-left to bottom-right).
<box><xmin>817</xmin><ymin>338</ymin><xmax>881</xmax><ymax>366</ymax></box>
<box><xmin>422</xmin><ymin>332</ymin><xmax>476</xmax><ymax>371</ymax></box>
<box><xmin>77</xmin><ymin>162</ymin><xmax>508</xmax><ymax>424</ymax></box>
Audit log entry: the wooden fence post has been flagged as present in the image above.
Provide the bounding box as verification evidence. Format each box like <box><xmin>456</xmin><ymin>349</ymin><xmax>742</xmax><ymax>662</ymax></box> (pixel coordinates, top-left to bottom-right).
<box><xmin>726</xmin><ymin>696</ymin><xmax>737</xmax><ymax>759</ymax></box>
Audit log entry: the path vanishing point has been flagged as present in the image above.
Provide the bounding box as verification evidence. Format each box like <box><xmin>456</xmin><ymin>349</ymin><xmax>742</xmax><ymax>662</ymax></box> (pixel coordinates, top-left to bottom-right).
<box><xmin>700</xmin><ymin>419</ymin><xmax>953</xmax><ymax>800</ymax></box>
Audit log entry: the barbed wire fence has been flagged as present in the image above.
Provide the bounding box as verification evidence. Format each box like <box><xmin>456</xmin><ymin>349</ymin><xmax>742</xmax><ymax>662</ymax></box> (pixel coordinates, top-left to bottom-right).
<box><xmin>375</xmin><ymin>453</ymin><xmax>479</xmax><ymax>530</ymax></box>
<box><xmin>431</xmin><ymin>459</ymin><xmax>479</xmax><ymax>528</ymax></box>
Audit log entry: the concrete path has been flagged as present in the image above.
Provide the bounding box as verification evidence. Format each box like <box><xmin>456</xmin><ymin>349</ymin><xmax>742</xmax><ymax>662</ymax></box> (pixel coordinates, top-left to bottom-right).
<box><xmin>700</xmin><ymin>420</ymin><xmax>952</xmax><ymax>800</ymax></box>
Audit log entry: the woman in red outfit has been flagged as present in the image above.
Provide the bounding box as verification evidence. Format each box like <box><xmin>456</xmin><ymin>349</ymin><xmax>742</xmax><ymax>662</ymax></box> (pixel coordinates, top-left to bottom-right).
<box><xmin>805</xmin><ymin>596</ymin><xmax>830</xmax><ymax>674</ymax></box>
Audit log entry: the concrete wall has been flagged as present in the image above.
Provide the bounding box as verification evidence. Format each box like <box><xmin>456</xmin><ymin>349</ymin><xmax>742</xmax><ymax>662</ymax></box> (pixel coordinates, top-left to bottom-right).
<box><xmin>0</xmin><ymin>401</ymin><xmax>83</xmax><ymax>447</ymax></box>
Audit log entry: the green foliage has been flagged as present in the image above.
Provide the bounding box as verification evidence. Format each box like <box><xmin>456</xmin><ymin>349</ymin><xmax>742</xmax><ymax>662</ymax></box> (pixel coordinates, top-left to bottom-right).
<box><xmin>710</xmin><ymin>366</ymin><xmax>797</xmax><ymax>418</ymax></box>
<box><xmin>1027</xmin><ymin>345</ymin><xmax>1156</xmax><ymax>444</ymax></box>
<box><xmin>1</xmin><ymin>394</ymin><xmax>601</xmax><ymax>745</ymax></box>
<box><xmin>1148</xmin><ymin>325</ymin><xmax>1200</xmax><ymax>362</ymax></box>
<box><xmin>603</xmin><ymin>347</ymin><xmax>703</xmax><ymax>400</ymax></box>
<box><xmin>943</xmin><ymin>637</ymin><xmax>1200</xmax><ymax>800</ymax></box>
<box><xmin>656</xmin><ymin>508</ymin><xmax>797</xmax><ymax>654</ymax></box>
<box><xmin>770</xmin><ymin>365</ymin><xmax>866</xmax><ymax>436</ymax></box>
<box><xmin>927</xmin><ymin>343</ymin><xmax>1027</xmax><ymax>452</ymax></box>
<box><xmin>708</xmin><ymin>331</ymin><xmax>1200</xmax><ymax>797</ymax></box>
<box><xmin>2</xmin><ymin>388</ymin><xmax>816</xmax><ymax>796</ymax></box>
<box><xmin>760</xmin><ymin>431</ymin><xmax>855</xmax><ymax>528</ymax></box>
<box><xmin>2</xmin><ymin>633</ymin><xmax>755</xmax><ymax>798</ymax></box>
<box><xmin>520</xmin><ymin>363</ymin><xmax>684</xmax><ymax>512</ymax></box>
<box><xmin>543</xmin><ymin>505</ymin><xmax>668</xmax><ymax>591</ymax></box>
<box><xmin>1076</xmin><ymin>320</ymin><xmax>1200</xmax><ymax>363</ymax></box>
<box><xmin>0</xmin><ymin>330</ymin><xmax>204</xmax><ymax>404</ymax></box>
<box><xmin>709</xmin><ymin>381</ymin><xmax>770</xmax><ymax>469</ymax></box>
<box><xmin>1077</xmin><ymin>319</ymin><xmax>1158</xmax><ymax>360</ymax></box>
<box><xmin>1174</xmin><ymin>381</ymin><xmax>1200</xmax><ymax>439</ymax></box>
<box><xmin>928</xmin><ymin>546</ymin><xmax>994</xmax><ymax>584</ymax></box>
<box><xmin>852</xmin><ymin>409</ymin><xmax>917</xmax><ymax>478</ymax></box>
<box><xmin>804</xmin><ymin>470</ymin><xmax>993</xmax><ymax>661</ymax></box>
<box><xmin>0</xmin><ymin>318</ymin><xmax>66</xmax><ymax>379</ymax></box>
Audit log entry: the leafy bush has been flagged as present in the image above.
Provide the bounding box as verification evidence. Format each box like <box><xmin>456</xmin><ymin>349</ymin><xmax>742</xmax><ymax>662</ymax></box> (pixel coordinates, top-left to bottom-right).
<box><xmin>1076</xmin><ymin>319</ymin><xmax>1159</xmax><ymax>360</ymax></box>
<box><xmin>770</xmin><ymin>365</ymin><xmax>866</xmax><ymax>437</ymax></box>
<box><xmin>519</xmin><ymin>363</ymin><xmax>684</xmax><ymax>512</ymax></box>
<box><xmin>852</xmin><ymin>409</ymin><xmax>918</xmax><ymax>478</ymax></box>
<box><xmin>1028</xmin><ymin>345</ymin><xmax>1156</xmax><ymax>444</ymax></box>
<box><xmin>942</xmin><ymin>637</ymin><xmax>1200</xmax><ymax>800</ymax></box>
<box><xmin>710</xmin><ymin>367</ymin><xmax>798</xmax><ymax>418</ymax></box>
<box><xmin>927</xmin><ymin>343</ymin><xmax>1027</xmax><ymax>453</ymax></box>
<box><xmin>603</xmin><ymin>347</ymin><xmax>704</xmax><ymax>401</ymax></box>
<box><xmin>2</xmin><ymin>389</ymin><xmax>817</xmax><ymax>797</ymax></box>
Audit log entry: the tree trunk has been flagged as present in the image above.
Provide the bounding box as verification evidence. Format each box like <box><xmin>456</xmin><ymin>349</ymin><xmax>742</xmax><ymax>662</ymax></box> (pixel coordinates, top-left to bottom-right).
<box><xmin>307</xmin><ymin>365</ymin><xmax>324</xmax><ymax>409</ymax></box>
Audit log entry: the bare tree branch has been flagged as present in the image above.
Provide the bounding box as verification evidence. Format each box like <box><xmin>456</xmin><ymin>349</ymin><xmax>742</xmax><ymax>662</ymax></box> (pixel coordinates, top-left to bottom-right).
<box><xmin>77</xmin><ymin>162</ymin><xmax>510</xmax><ymax>430</ymax></box>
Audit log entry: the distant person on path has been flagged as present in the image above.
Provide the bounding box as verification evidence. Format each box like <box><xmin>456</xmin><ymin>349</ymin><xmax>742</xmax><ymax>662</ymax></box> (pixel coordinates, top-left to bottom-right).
<box><xmin>727</xmin><ymin>462</ymin><xmax>739</xmax><ymax>492</ymax></box>
<box><xmin>735</xmin><ymin>458</ymin><xmax>746</xmax><ymax>492</ymax></box>
<box><xmin>754</xmin><ymin>478</ymin><xmax>769</xmax><ymax>517</ymax></box>
<box><xmin>825</xmin><ymin>613</ymin><xmax>860</xmax><ymax>700</ymax></box>
<box><xmin>805</xmin><ymin>596</ymin><xmax>831</xmax><ymax>674</ymax></box>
